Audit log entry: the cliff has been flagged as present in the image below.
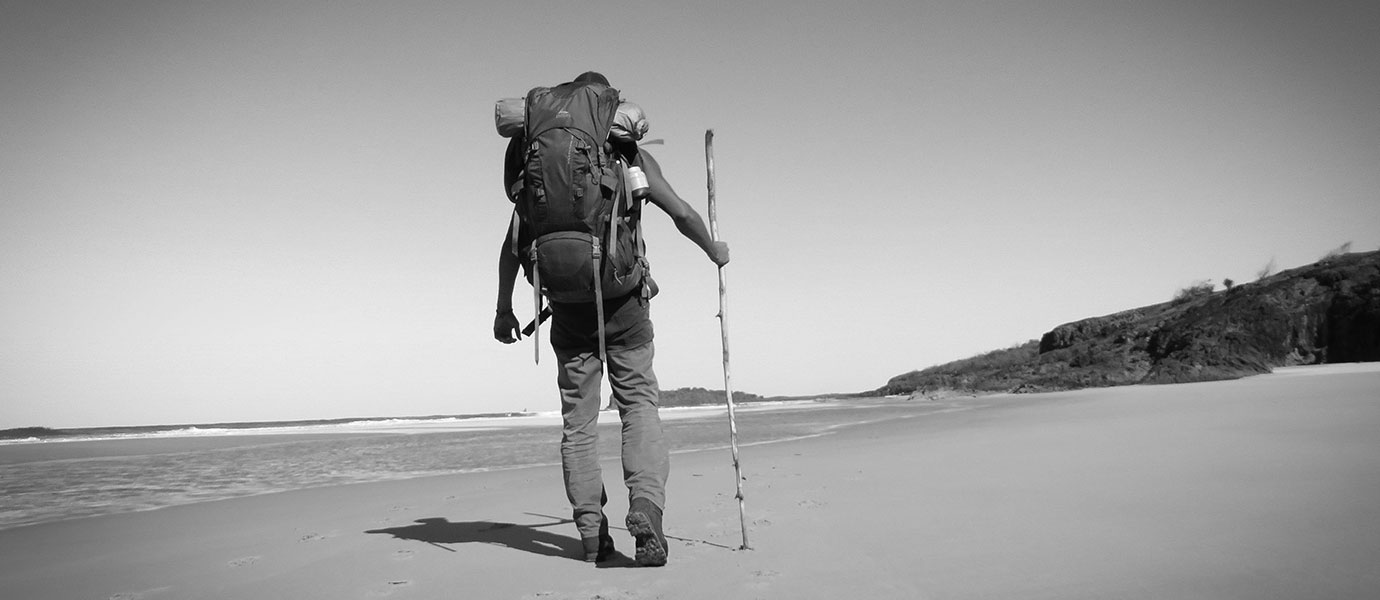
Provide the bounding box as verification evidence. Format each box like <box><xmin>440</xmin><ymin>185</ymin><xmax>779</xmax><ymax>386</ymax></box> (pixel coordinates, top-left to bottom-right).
<box><xmin>879</xmin><ymin>250</ymin><xmax>1380</xmax><ymax>396</ymax></box>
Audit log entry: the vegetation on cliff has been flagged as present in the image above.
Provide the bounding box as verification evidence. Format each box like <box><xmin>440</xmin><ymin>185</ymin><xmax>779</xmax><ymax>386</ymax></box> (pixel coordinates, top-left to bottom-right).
<box><xmin>879</xmin><ymin>249</ymin><xmax>1380</xmax><ymax>396</ymax></box>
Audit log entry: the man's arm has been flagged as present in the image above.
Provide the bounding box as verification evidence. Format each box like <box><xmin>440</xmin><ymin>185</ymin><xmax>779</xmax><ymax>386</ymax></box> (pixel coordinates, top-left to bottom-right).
<box><xmin>494</xmin><ymin>227</ymin><xmax>522</xmax><ymax>343</ymax></box>
<box><xmin>640</xmin><ymin>151</ymin><xmax>730</xmax><ymax>266</ymax></box>
<box><xmin>495</xmin><ymin>134</ymin><xmax>527</xmax><ymax>343</ymax></box>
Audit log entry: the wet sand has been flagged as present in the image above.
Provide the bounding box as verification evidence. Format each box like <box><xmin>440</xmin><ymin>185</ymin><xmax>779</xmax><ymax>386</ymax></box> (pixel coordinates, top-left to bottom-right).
<box><xmin>1</xmin><ymin>364</ymin><xmax>1377</xmax><ymax>599</ymax></box>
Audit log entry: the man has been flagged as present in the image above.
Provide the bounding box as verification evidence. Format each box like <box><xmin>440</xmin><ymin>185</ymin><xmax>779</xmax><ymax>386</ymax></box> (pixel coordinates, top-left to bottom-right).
<box><xmin>493</xmin><ymin>72</ymin><xmax>730</xmax><ymax>567</ymax></box>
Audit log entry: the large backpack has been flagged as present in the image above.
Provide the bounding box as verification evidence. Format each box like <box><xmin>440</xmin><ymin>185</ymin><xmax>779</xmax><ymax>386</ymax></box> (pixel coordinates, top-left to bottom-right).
<box><xmin>505</xmin><ymin>80</ymin><xmax>647</xmax><ymax>362</ymax></box>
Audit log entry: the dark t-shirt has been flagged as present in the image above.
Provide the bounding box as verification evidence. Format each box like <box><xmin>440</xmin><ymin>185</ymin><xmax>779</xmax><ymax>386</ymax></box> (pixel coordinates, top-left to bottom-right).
<box><xmin>549</xmin><ymin>293</ymin><xmax>653</xmax><ymax>353</ymax></box>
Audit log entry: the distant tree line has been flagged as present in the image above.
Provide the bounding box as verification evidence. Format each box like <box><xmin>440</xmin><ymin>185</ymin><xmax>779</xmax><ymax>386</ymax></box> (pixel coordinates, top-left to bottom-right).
<box><xmin>659</xmin><ymin>387</ymin><xmax>768</xmax><ymax>407</ymax></box>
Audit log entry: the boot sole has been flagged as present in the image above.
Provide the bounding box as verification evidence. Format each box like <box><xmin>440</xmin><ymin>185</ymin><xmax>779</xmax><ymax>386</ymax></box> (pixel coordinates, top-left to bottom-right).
<box><xmin>625</xmin><ymin>511</ymin><xmax>667</xmax><ymax>567</ymax></box>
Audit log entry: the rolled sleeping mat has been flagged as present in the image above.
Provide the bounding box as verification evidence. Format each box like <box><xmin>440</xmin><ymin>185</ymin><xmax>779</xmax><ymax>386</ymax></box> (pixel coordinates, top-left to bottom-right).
<box><xmin>494</xmin><ymin>97</ymin><xmax>525</xmax><ymax>138</ymax></box>
<box><xmin>609</xmin><ymin>101</ymin><xmax>649</xmax><ymax>143</ymax></box>
<box><xmin>494</xmin><ymin>98</ymin><xmax>648</xmax><ymax>143</ymax></box>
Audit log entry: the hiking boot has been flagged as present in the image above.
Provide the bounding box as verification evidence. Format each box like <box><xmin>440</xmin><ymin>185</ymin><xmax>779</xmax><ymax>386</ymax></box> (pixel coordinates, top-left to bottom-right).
<box><xmin>582</xmin><ymin>516</ymin><xmax>616</xmax><ymax>563</ymax></box>
<box><xmin>625</xmin><ymin>497</ymin><xmax>667</xmax><ymax>567</ymax></box>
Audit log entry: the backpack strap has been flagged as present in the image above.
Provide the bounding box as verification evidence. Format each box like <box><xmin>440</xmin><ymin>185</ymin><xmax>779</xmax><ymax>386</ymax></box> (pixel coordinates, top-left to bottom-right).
<box><xmin>531</xmin><ymin>246</ymin><xmax>542</xmax><ymax>364</ymax></box>
<box><xmin>607</xmin><ymin>163</ymin><xmax>621</xmax><ymax>262</ymax></box>
<box><xmin>508</xmin><ymin>209</ymin><xmax>522</xmax><ymax>259</ymax></box>
<box><xmin>626</xmin><ymin>152</ymin><xmax>652</xmax><ymax>300</ymax></box>
<box><xmin>592</xmin><ymin>237</ymin><xmax>608</xmax><ymax>369</ymax></box>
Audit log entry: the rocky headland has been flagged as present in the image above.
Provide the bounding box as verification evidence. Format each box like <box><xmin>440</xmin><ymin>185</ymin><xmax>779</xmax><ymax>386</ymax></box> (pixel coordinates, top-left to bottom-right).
<box><xmin>879</xmin><ymin>249</ymin><xmax>1380</xmax><ymax>397</ymax></box>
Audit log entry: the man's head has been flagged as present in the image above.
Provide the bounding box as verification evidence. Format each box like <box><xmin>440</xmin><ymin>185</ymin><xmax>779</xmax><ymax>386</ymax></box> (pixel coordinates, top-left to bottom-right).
<box><xmin>573</xmin><ymin>71</ymin><xmax>610</xmax><ymax>86</ymax></box>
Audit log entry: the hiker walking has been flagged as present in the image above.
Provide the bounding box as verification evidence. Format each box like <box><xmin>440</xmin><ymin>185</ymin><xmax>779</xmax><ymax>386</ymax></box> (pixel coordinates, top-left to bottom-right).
<box><xmin>492</xmin><ymin>72</ymin><xmax>730</xmax><ymax>567</ymax></box>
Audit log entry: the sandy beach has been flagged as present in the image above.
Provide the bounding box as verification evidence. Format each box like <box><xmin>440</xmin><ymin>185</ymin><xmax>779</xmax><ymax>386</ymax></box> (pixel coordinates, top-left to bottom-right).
<box><xmin>2</xmin><ymin>364</ymin><xmax>1378</xmax><ymax>599</ymax></box>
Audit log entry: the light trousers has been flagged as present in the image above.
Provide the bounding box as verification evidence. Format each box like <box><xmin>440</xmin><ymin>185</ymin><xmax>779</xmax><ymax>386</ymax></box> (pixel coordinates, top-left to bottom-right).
<box><xmin>554</xmin><ymin>340</ymin><xmax>669</xmax><ymax>540</ymax></box>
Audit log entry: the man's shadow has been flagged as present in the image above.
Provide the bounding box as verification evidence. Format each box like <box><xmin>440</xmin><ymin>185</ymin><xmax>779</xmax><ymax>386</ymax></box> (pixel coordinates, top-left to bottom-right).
<box><xmin>365</xmin><ymin>515</ymin><xmax>635</xmax><ymax>566</ymax></box>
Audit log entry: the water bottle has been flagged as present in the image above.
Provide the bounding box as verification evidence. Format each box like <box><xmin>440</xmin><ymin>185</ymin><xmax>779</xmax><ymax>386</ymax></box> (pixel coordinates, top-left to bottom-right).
<box><xmin>627</xmin><ymin>166</ymin><xmax>650</xmax><ymax>200</ymax></box>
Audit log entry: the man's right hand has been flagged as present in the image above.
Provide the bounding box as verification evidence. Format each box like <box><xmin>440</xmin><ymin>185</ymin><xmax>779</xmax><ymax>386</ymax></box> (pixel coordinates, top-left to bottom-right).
<box><xmin>708</xmin><ymin>241</ymin><xmax>730</xmax><ymax>267</ymax></box>
<box><xmin>494</xmin><ymin>310</ymin><xmax>521</xmax><ymax>344</ymax></box>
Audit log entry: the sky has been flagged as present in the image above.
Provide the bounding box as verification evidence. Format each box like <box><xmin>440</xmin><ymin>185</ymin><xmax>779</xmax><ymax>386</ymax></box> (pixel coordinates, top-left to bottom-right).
<box><xmin>2</xmin><ymin>0</ymin><xmax>1378</xmax><ymax>428</ymax></box>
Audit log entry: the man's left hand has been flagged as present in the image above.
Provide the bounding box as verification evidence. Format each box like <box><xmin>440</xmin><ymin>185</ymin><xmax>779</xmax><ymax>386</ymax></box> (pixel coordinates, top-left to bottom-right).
<box><xmin>494</xmin><ymin>310</ymin><xmax>522</xmax><ymax>343</ymax></box>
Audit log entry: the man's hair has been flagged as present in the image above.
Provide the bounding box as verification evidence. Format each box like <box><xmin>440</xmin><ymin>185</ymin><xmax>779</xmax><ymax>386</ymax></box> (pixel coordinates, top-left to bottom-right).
<box><xmin>573</xmin><ymin>71</ymin><xmax>610</xmax><ymax>86</ymax></box>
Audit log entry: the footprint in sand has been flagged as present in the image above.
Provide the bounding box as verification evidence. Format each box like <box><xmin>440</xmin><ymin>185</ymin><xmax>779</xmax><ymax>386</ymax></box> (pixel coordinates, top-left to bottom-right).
<box><xmin>522</xmin><ymin>591</ymin><xmax>640</xmax><ymax>600</ymax></box>
<box><xmin>749</xmin><ymin>569</ymin><xmax>781</xmax><ymax>591</ymax></box>
<box><xmin>298</xmin><ymin>533</ymin><xmax>326</xmax><ymax>543</ymax></box>
<box><xmin>108</xmin><ymin>588</ymin><xmax>172</xmax><ymax>600</ymax></box>
<box><xmin>365</xmin><ymin>580</ymin><xmax>414</xmax><ymax>598</ymax></box>
<box><xmin>228</xmin><ymin>556</ymin><xmax>260</xmax><ymax>568</ymax></box>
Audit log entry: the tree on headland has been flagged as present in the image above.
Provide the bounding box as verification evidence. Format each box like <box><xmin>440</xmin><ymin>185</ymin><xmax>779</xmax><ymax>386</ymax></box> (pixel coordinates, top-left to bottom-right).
<box><xmin>1172</xmin><ymin>280</ymin><xmax>1214</xmax><ymax>305</ymax></box>
<box><xmin>1321</xmin><ymin>241</ymin><xmax>1352</xmax><ymax>261</ymax></box>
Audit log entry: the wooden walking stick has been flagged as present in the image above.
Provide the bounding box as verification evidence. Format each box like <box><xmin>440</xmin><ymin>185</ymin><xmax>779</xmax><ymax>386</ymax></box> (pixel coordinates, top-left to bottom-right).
<box><xmin>706</xmin><ymin>129</ymin><xmax>750</xmax><ymax>551</ymax></box>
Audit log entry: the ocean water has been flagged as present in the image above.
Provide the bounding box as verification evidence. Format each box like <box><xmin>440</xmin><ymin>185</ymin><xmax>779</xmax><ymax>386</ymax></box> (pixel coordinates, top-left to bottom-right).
<box><xmin>0</xmin><ymin>398</ymin><xmax>955</xmax><ymax>531</ymax></box>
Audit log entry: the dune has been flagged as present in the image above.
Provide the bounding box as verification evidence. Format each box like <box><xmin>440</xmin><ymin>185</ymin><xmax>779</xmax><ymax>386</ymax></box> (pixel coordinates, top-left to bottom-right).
<box><xmin>2</xmin><ymin>364</ymin><xmax>1377</xmax><ymax>599</ymax></box>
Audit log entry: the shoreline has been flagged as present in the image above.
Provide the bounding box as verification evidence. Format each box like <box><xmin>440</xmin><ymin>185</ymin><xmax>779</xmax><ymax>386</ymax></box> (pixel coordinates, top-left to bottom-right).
<box><xmin>0</xmin><ymin>396</ymin><xmax>961</xmax><ymax>533</ymax></box>
<box><xmin>10</xmin><ymin>362</ymin><xmax>1378</xmax><ymax>447</ymax></box>
<box><xmin>2</xmin><ymin>366</ymin><xmax>1377</xmax><ymax>598</ymax></box>
<box><xmin>0</xmin><ymin>398</ymin><xmax>833</xmax><ymax>446</ymax></box>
